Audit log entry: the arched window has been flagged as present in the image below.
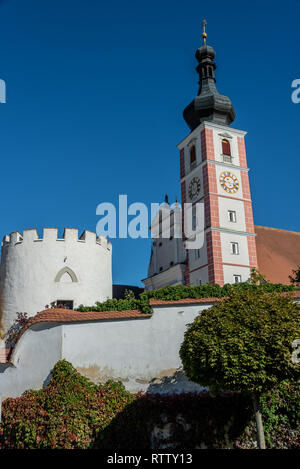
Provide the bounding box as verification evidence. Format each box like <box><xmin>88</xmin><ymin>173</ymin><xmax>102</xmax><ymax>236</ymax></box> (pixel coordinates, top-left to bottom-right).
<box><xmin>190</xmin><ymin>145</ymin><xmax>196</xmax><ymax>168</ymax></box>
<box><xmin>222</xmin><ymin>139</ymin><xmax>231</xmax><ymax>156</ymax></box>
<box><xmin>55</xmin><ymin>267</ymin><xmax>78</xmax><ymax>283</ymax></box>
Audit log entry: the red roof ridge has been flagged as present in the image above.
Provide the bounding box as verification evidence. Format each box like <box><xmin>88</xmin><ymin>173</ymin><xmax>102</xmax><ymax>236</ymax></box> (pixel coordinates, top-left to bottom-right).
<box><xmin>255</xmin><ymin>225</ymin><xmax>300</xmax><ymax>236</ymax></box>
<box><xmin>150</xmin><ymin>290</ymin><xmax>300</xmax><ymax>306</ymax></box>
<box><xmin>150</xmin><ymin>297</ymin><xmax>222</xmax><ymax>306</ymax></box>
<box><xmin>6</xmin><ymin>308</ymin><xmax>151</xmax><ymax>364</ymax></box>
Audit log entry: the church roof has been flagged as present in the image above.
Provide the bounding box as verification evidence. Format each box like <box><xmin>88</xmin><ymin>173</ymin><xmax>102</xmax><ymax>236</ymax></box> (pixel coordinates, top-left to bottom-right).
<box><xmin>255</xmin><ymin>225</ymin><xmax>300</xmax><ymax>284</ymax></box>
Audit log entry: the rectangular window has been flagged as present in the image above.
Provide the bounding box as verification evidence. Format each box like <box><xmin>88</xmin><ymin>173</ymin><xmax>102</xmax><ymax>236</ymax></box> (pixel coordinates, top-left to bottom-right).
<box><xmin>190</xmin><ymin>145</ymin><xmax>196</xmax><ymax>169</ymax></box>
<box><xmin>233</xmin><ymin>275</ymin><xmax>242</xmax><ymax>283</ymax></box>
<box><xmin>192</xmin><ymin>204</ymin><xmax>197</xmax><ymax>230</ymax></box>
<box><xmin>195</xmin><ymin>249</ymin><xmax>201</xmax><ymax>259</ymax></box>
<box><xmin>196</xmin><ymin>279</ymin><xmax>202</xmax><ymax>285</ymax></box>
<box><xmin>228</xmin><ymin>210</ymin><xmax>236</xmax><ymax>223</ymax></box>
<box><xmin>230</xmin><ymin>242</ymin><xmax>239</xmax><ymax>255</ymax></box>
<box><xmin>56</xmin><ymin>300</ymin><xmax>74</xmax><ymax>309</ymax></box>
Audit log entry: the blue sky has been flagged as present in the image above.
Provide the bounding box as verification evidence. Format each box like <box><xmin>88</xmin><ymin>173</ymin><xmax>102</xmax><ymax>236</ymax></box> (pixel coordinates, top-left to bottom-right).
<box><xmin>0</xmin><ymin>0</ymin><xmax>299</xmax><ymax>286</ymax></box>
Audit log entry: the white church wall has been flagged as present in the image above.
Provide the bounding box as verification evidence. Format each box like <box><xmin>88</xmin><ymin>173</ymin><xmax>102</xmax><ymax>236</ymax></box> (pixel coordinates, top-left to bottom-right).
<box><xmin>220</xmin><ymin>231</ymin><xmax>249</xmax><ymax>266</ymax></box>
<box><xmin>0</xmin><ymin>228</ymin><xmax>112</xmax><ymax>334</ymax></box>
<box><xmin>143</xmin><ymin>263</ymin><xmax>185</xmax><ymax>291</ymax></box>
<box><xmin>189</xmin><ymin>266</ymin><xmax>209</xmax><ymax>286</ymax></box>
<box><xmin>0</xmin><ymin>302</ymin><xmax>212</xmax><ymax>398</ymax></box>
<box><xmin>218</xmin><ymin>197</ymin><xmax>246</xmax><ymax>232</ymax></box>
<box><xmin>223</xmin><ymin>265</ymin><xmax>251</xmax><ymax>284</ymax></box>
<box><xmin>0</xmin><ymin>322</ymin><xmax>62</xmax><ymax>399</ymax></box>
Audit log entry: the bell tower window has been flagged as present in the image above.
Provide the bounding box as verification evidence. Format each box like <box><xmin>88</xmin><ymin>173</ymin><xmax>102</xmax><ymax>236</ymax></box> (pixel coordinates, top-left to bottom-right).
<box><xmin>222</xmin><ymin>139</ymin><xmax>232</xmax><ymax>163</ymax></box>
<box><xmin>190</xmin><ymin>145</ymin><xmax>197</xmax><ymax>169</ymax></box>
<box><xmin>190</xmin><ymin>145</ymin><xmax>196</xmax><ymax>169</ymax></box>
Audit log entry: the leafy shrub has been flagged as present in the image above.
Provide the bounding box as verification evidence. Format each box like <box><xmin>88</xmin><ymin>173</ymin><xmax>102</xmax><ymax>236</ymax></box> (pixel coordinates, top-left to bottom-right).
<box><xmin>0</xmin><ymin>361</ymin><xmax>298</xmax><ymax>449</ymax></box>
<box><xmin>77</xmin><ymin>280</ymin><xmax>300</xmax><ymax>315</ymax></box>
<box><xmin>0</xmin><ymin>360</ymin><xmax>134</xmax><ymax>449</ymax></box>
<box><xmin>235</xmin><ymin>382</ymin><xmax>300</xmax><ymax>449</ymax></box>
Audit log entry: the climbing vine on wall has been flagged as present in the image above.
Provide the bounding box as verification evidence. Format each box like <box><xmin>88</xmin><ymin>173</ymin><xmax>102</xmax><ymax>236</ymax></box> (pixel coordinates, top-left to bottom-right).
<box><xmin>0</xmin><ymin>360</ymin><xmax>298</xmax><ymax>449</ymax></box>
<box><xmin>77</xmin><ymin>280</ymin><xmax>300</xmax><ymax>315</ymax></box>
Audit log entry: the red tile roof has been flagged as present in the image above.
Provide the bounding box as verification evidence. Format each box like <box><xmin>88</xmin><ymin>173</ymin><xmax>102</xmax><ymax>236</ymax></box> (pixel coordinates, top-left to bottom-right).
<box><xmin>150</xmin><ymin>297</ymin><xmax>222</xmax><ymax>306</ymax></box>
<box><xmin>255</xmin><ymin>226</ymin><xmax>300</xmax><ymax>284</ymax></box>
<box><xmin>150</xmin><ymin>290</ymin><xmax>300</xmax><ymax>307</ymax></box>
<box><xmin>30</xmin><ymin>308</ymin><xmax>148</xmax><ymax>324</ymax></box>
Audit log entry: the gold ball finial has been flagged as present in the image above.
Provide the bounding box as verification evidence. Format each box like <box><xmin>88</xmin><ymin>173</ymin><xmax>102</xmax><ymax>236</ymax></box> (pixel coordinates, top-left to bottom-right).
<box><xmin>202</xmin><ymin>19</ymin><xmax>207</xmax><ymax>45</ymax></box>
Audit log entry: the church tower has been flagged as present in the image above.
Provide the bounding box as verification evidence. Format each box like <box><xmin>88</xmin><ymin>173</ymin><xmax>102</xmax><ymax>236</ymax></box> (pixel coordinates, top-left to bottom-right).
<box><xmin>178</xmin><ymin>22</ymin><xmax>257</xmax><ymax>286</ymax></box>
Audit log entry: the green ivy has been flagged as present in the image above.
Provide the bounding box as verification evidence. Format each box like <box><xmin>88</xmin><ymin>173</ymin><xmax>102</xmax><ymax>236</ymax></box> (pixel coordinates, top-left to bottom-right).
<box><xmin>0</xmin><ymin>361</ymin><xmax>298</xmax><ymax>449</ymax></box>
<box><xmin>0</xmin><ymin>360</ymin><xmax>134</xmax><ymax>449</ymax></box>
<box><xmin>77</xmin><ymin>281</ymin><xmax>300</xmax><ymax>315</ymax></box>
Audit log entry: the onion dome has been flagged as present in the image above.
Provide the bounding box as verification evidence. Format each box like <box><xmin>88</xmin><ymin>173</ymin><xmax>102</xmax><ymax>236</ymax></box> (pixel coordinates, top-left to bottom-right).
<box><xmin>183</xmin><ymin>21</ymin><xmax>235</xmax><ymax>130</ymax></box>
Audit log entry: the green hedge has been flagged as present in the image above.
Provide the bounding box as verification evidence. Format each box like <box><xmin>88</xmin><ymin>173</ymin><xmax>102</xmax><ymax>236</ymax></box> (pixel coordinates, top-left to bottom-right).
<box><xmin>0</xmin><ymin>361</ymin><xmax>298</xmax><ymax>449</ymax></box>
<box><xmin>77</xmin><ymin>282</ymin><xmax>300</xmax><ymax>315</ymax></box>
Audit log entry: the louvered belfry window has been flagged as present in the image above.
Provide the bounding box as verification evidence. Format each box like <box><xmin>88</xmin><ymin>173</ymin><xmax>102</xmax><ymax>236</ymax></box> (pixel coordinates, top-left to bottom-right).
<box><xmin>190</xmin><ymin>145</ymin><xmax>196</xmax><ymax>167</ymax></box>
<box><xmin>222</xmin><ymin>139</ymin><xmax>231</xmax><ymax>156</ymax></box>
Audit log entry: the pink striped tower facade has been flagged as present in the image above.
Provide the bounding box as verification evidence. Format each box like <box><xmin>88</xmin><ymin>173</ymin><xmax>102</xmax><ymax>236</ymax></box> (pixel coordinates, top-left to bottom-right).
<box><xmin>178</xmin><ymin>122</ymin><xmax>257</xmax><ymax>286</ymax></box>
<box><xmin>179</xmin><ymin>30</ymin><xmax>257</xmax><ymax>286</ymax></box>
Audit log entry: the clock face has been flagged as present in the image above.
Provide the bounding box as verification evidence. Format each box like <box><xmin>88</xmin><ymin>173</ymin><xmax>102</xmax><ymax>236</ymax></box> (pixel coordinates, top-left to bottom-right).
<box><xmin>188</xmin><ymin>177</ymin><xmax>201</xmax><ymax>199</ymax></box>
<box><xmin>219</xmin><ymin>171</ymin><xmax>239</xmax><ymax>193</ymax></box>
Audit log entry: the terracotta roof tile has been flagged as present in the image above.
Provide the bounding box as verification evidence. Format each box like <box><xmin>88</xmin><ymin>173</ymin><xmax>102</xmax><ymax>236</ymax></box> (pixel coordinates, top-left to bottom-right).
<box><xmin>30</xmin><ymin>308</ymin><xmax>149</xmax><ymax>324</ymax></box>
<box><xmin>150</xmin><ymin>297</ymin><xmax>222</xmax><ymax>306</ymax></box>
<box><xmin>150</xmin><ymin>291</ymin><xmax>300</xmax><ymax>306</ymax></box>
<box><xmin>255</xmin><ymin>225</ymin><xmax>300</xmax><ymax>284</ymax></box>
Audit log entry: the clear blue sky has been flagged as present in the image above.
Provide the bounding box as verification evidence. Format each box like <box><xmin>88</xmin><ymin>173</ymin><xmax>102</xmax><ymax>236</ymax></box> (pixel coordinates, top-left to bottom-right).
<box><xmin>0</xmin><ymin>0</ymin><xmax>299</xmax><ymax>286</ymax></box>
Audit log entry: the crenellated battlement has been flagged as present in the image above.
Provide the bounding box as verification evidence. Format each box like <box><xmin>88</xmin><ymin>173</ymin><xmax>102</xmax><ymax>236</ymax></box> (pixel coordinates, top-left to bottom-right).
<box><xmin>1</xmin><ymin>228</ymin><xmax>111</xmax><ymax>251</ymax></box>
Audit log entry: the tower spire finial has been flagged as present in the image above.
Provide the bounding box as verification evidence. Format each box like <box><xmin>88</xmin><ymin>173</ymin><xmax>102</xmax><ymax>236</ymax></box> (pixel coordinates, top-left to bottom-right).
<box><xmin>202</xmin><ymin>19</ymin><xmax>207</xmax><ymax>45</ymax></box>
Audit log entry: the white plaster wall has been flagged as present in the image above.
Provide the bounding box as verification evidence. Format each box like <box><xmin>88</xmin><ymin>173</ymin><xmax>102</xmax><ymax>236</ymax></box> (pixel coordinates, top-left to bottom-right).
<box><xmin>220</xmin><ymin>232</ymin><xmax>249</xmax><ymax>266</ymax></box>
<box><xmin>0</xmin><ymin>228</ymin><xmax>112</xmax><ymax>333</ymax></box>
<box><xmin>63</xmin><ymin>303</ymin><xmax>210</xmax><ymax>393</ymax></box>
<box><xmin>189</xmin><ymin>266</ymin><xmax>209</xmax><ymax>286</ymax></box>
<box><xmin>188</xmin><ymin>235</ymin><xmax>208</xmax><ymax>273</ymax></box>
<box><xmin>0</xmin><ymin>303</ymin><xmax>213</xmax><ymax>397</ymax></box>
<box><xmin>144</xmin><ymin>264</ymin><xmax>185</xmax><ymax>291</ymax></box>
<box><xmin>147</xmin><ymin>206</ymin><xmax>186</xmax><ymax>279</ymax></box>
<box><xmin>0</xmin><ymin>322</ymin><xmax>62</xmax><ymax>398</ymax></box>
<box><xmin>218</xmin><ymin>197</ymin><xmax>246</xmax><ymax>232</ymax></box>
<box><xmin>223</xmin><ymin>265</ymin><xmax>251</xmax><ymax>284</ymax></box>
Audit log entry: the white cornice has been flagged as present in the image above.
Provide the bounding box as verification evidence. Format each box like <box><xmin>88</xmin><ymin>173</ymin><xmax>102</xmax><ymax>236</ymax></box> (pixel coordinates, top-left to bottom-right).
<box><xmin>177</xmin><ymin>121</ymin><xmax>247</xmax><ymax>150</ymax></box>
<box><xmin>180</xmin><ymin>159</ymin><xmax>249</xmax><ymax>184</ymax></box>
<box><xmin>185</xmin><ymin>226</ymin><xmax>257</xmax><ymax>241</ymax></box>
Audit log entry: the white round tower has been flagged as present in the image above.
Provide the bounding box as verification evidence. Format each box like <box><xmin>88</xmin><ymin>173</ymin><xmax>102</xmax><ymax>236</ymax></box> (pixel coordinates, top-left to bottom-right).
<box><xmin>0</xmin><ymin>228</ymin><xmax>112</xmax><ymax>334</ymax></box>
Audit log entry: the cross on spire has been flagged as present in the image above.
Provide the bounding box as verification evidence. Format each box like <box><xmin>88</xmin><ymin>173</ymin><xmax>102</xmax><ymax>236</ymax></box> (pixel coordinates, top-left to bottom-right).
<box><xmin>202</xmin><ymin>19</ymin><xmax>207</xmax><ymax>45</ymax></box>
